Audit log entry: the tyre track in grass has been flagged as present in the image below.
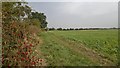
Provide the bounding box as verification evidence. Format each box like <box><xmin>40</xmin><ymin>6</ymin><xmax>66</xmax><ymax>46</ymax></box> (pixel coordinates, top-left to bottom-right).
<box><xmin>40</xmin><ymin>32</ymin><xmax>98</xmax><ymax>66</ymax></box>
<box><xmin>48</xmin><ymin>32</ymin><xmax>114</xmax><ymax>66</ymax></box>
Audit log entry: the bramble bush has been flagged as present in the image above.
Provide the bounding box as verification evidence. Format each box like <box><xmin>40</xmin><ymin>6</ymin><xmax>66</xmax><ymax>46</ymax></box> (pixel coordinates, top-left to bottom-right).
<box><xmin>2</xmin><ymin>21</ymin><xmax>44</xmax><ymax>66</ymax></box>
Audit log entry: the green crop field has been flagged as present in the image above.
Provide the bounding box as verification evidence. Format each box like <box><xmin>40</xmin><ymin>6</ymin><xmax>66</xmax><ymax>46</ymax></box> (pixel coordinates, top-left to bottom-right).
<box><xmin>38</xmin><ymin>29</ymin><xmax>118</xmax><ymax>66</ymax></box>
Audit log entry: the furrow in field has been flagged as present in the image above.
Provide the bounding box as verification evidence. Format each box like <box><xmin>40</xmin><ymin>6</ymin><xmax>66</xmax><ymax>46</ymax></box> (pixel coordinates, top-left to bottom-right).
<box><xmin>49</xmin><ymin>32</ymin><xmax>114</xmax><ymax>66</ymax></box>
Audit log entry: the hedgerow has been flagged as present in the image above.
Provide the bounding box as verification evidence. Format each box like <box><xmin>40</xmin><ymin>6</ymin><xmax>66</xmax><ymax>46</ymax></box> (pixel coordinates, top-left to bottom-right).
<box><xmin>2</xmin><ymin>2</ymin><xmax>48</xmax><ymax>66</ymax></box>
<box><xmin>2</xmin><ymin>21</ymin><xmax>45</xmax><ymax>66</ymax></box>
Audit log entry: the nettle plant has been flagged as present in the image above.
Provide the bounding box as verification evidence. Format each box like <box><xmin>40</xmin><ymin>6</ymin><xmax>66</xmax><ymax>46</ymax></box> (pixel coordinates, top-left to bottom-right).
<box><xmin>2</xmin><ymin>21</ymin><xmax>44</xmax><ymax>66</ymax></box>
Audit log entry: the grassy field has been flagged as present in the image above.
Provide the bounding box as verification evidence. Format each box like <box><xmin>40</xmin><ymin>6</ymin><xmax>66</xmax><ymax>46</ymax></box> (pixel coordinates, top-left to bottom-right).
<box><xmin>38</xmin><ymin>29</ymin><xmax>118</xmax><ymax>66</ymax></box>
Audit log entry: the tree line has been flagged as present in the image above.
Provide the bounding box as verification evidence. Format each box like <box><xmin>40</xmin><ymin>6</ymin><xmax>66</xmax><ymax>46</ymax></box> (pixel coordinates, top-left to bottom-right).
<box><xmin>47</xmin><ymin>27</ymin><xmax>118</xmax><ymax>31</ymax></box>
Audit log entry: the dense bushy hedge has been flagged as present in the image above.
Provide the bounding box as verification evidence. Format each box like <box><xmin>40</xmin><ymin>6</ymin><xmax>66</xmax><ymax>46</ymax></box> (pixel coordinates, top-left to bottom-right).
<box><xmin>2</xmin><ymin>2</ymin><xmax>47</xmax><ymax>66</ymax></box>
<box><xmin>2</xmin><ymin>21</ymin><xmax>44</xmax><ymax>66</ymax></box>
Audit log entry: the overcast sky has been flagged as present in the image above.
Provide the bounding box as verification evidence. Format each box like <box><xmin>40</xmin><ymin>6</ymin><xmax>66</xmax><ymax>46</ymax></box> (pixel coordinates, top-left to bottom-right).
<box><xmin>26</xmin><ymin>0</ymin><xmax>119</xmax><ymax>2</ymax></box>
<box><xmin>28</xmin><ymin>2</ymin><xmax>118</xmax><ymax>28</ymax></box>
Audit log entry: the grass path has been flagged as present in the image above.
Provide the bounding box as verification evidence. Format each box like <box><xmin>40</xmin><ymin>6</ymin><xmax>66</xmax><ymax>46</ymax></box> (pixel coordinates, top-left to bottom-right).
<box><xmin>51</xmin><ymin>32</ymin><xmax>114</xmax><ymax>65</ymax></box>
<box><xmin>39</xmin><ymin>31</ymin><xmax>114</xmax><ymax>66</ymax></box>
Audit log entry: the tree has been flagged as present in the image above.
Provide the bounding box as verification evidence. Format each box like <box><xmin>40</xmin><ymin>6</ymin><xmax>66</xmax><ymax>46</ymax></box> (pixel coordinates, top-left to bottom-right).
<box><xmin>57</xmin><ymin>28</ymin><xmax>62</xmax><ymax>30</ymax></box>
<box><xmin>75</xmin><ymin>28</ymin><xmax>79</xmax><ymax>30</ymax></box>
<box><xmin>49</xmin><ymin>28</ymin><xmax>55</xmax><ymax>30</ymax></box>
<box><xmin>70</xmin><ymin>28</ymin><xmax>74</xmax><ymax>30</ymax></box>
<box><xmin>2</xmin><ymin>2</ymin><xmax>31</xmax><ymax>23</ymax></box>
<box><xmin>31</xmin><ymin>12</ymin><xmax>48</xmax><ymax>28</ymax></box>
<box><xmin>31</xmin><ymin>19</ymin><xmax>41</xmax><ymax>28</ymax></box>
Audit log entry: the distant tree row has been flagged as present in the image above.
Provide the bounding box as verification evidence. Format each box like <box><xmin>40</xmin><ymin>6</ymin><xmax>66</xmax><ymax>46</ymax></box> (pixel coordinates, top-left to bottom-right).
<box><xmin>47</xmin><ymin>27</ymin><xmax>118</xmax><ymax>31</ymax></box>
